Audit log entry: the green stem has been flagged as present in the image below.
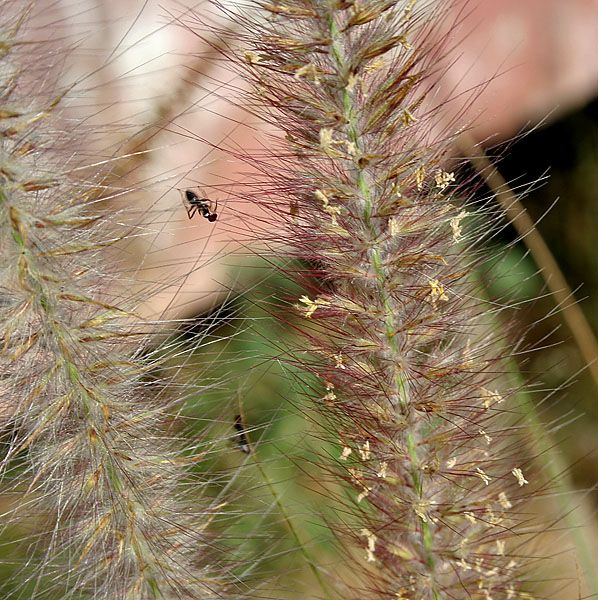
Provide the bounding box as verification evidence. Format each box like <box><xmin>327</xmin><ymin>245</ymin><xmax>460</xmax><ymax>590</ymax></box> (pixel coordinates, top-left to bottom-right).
<box><xmin>326</xmin><ymin>6</ymin><xmax>437</xmax><ymax>585</ymax></box>
<box><xmin>252</xmin><ymin>451</ymin><xmax>334</xmax><ymax>600</ymax></box>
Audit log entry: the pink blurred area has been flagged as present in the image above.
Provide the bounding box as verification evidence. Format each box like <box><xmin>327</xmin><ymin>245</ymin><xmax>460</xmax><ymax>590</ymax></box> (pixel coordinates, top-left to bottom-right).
<box><xmin>443</xmin><ymin>0</ymin><xmax>598</xmax><ymax>139</ymax></box>
<box><xmin>43</xmin><ymin>0</ymin><xmax>598</xmax><ymax>318</ymax></box>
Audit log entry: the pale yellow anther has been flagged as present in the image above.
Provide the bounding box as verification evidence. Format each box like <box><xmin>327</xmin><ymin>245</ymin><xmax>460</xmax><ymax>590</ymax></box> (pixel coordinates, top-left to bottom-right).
<box><xmin>476</xmin><ymin>467</ymin><xmax>490</xmax><ymax>485</ymax></box>
<box><xmin>486</xmin><ymin>506</ymin><xmax>503</xmax><ymax>526</ymax></box>
<box><xmin>507</xmin><ymin>586</ymin><xmax>516</xmax><ymax>599</ymax></box>
<box><xmin>298</xmin><ymin>295</ymin><xmax>330</xmax><ymax>318</ymax></box>
<box><xmin>464</xmin><ymin>511</ymin><xmax>476</xmax><ymax>524</ymax></box>
<box><xmin>450</xmin><ymin>210</ymin><xmax>467</xmax><ymax>242</ymax></box>
<box><xmin>324</xmin><ymin>204</ymin><xmax>341</xmax><ymax>225</ymax></box>
<box><xmin>345</xmin><ymin>140</ymin><xmax>358</xmax><ymax>156</ymax></box>
<box><xmin>414</xmin><ymin>501</ymin><xmax>438</xmax><ymax>524</ymax></box>
<box><xmin>414</xmin><ymin>506</ymin><xmax>428</xmax><ymax>523</ymax></box>
<box><xmin>323</xmin><ymin>384</ymin><xmax>337</xmax><ymax>402</ymax></box>
<box><xmin>481</xmin><ymin>387</ymin><xmax>503</xmax><ymax>408</ymax></box>
<box><xmin>390</xmin><ymin>182</ymin><xmax>402</xmax><ymax>198</ymax></box>
<box><xmin>434</xmin><ymin>169</ymin><xmax>455</xmax><ymax>191</ymax></box>
<box><xmin>357</xmin><ymin>488</ymin><xmax>371</xmax><ymax>503</ymax></box>
<box><xmin>323</xmin><ymin>390</ymin><xmax>336</xmax><ymax>403</ymax></box>
<box><xmin>428</xmin><ymin>279</ymin><xmax>449</xmax><ymax>306</ymax></box>
<box><xmin>474</xmin><ymin>557</ymin><xmax>484</xmax><ymax>573</ymax></box>
<box><xmin>415</xmin><ymin>165</ymin><xmax>426</xmax><ymax>190</ymax></box>
<box><xmin>244</xmin><ymin>50</ymin><xmax>262</xmax><ymax>64</ymax></box>
<box><xmin>496</xmin><ymin>539</ymin><xmax>506</xmax><ymax>555</ymax></box>
<box><xmin>446</xmin><ymin>457</ymin><xmax>457</xmax><ymax>469</ymax></box>
<box><xmin>479</xmin><ymin>428</ymin><xmax>492</xmax><ymax>445</ymax></box>
<box><xmin>314</xmin><ymin>189</ymin><xmax>329</xmax><ymax>205</ymax></box>
<box><xmin>359</xmin><ymin>440</ymin><xmax>371</xmax><ymax>460</ymax></box>
<box><xmin>319</xmin><ymin>127</ymin><xmax>335</xmax><ymax>148</ymax></box>
<box><xmin>346</xmin><ymin>73</ymin><xmax>359</xmax><ymax>93</ymax></box>
<box><xmin>294</xmin><ymin>62</ymin><xmax>321</xmax><ymax>84</ymax></box>
<box><xmin>340</xmin><ymin>446</ymin><xmax>352</xmax><ymax>460</ymax></box>
<box><xmin>319</xmin><ymin>128</ymin><xmax>345</xmax><ymax>157</ymax></box>
<box><xmin>458</xmin><ymin>557</ymin><xmax>471</xmax><ymax>571</ymax></box>
<box><xmin>498</xmin><ymin>491</ymin><xmax>512</xmax><ymax>509</ymax></box>
<box><xmin>348</xmin><ymin>467</ymin><xmax>361</xmax><ymax>483</ymax></box>
<box><xmin>334</xmin><ymin>352</ymin><xmax>346</xmax><ymax>369</ymax></box>
<box><xmin>316</xmin><ymin>188</ymin><xmax>342</xmax><ymax>225</ymax></box>
<box><xmin>360</xmin><ymin>528</ymin><xmax>377</xmax><ymax>563</ymax></box>
<box><xmin>398</xmin><ymin>35</ymin><xmax>412</xmax><ymax>50</ymax></box>
<box><xmin>512</xmin><ymin>467</ymin><xmax>529</xmax><ymax>486</ymax></box>
<box><xmin>349</xmin><ymin>467</ymin><xmax>372</xmax><ymax>503</ymax></box>
<box><xmin>404</xmin><ymin>0</ymin><xmax>417</xmax><ymax>18</ymax></box>
<box><xmin>377</xmin><ymin>461</ymin><xmax>388</xmax><ymax>479</ymax></box>
<box><xmin>401</xmin><ymin>109</ymin><xmax>417</xmax><ymax>126</ymax></box>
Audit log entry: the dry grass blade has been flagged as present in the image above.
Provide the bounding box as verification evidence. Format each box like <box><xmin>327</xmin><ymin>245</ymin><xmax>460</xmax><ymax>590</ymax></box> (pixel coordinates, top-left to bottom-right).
<box><xmin>458</xmin><ymin>132</ymin><xmax>598</xmax><ymax>389</ymax></box>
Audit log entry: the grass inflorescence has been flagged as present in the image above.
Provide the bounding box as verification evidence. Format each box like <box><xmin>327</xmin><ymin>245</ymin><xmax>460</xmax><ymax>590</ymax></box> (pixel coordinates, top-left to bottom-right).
<box><xmin>189</xmin><ymin>0</ymin><xmax>572</xmax><ymax>597</ymax></box>
<box><xmin>0</xmin><ymin>3</ymin><xmax>228</xmax><ymax>598</ymax></box>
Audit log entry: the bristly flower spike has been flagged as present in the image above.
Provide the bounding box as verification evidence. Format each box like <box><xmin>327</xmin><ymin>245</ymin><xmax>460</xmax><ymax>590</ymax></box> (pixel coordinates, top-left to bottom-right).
<box><xmin>207</xmin><ymin>0</ymin><xmax>554</xmax><ymax>597</ymax></box>
<box><xmin>0</xmin><ymin>4</ymin><xmax>228</xmax><ymax>598</ymax></box>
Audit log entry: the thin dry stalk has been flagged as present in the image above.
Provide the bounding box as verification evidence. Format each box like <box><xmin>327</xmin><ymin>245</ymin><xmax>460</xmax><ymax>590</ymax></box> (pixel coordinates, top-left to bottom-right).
<box><xmin>458</xmin><ymin>132</ymin><xmax>598</xmax><ymax>388</ymax></box>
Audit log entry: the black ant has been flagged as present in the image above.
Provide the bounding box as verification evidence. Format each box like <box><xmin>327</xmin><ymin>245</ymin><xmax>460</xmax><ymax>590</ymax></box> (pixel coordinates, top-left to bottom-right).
<box><xmin>233</xmin><ymin>414</ymin><xmax>251</xmax><ymax>454</ymax></box>
<box><xmin>181</xmin><ymin>189</ymin><xmax>218</xmax><ymax>222</ymax></box>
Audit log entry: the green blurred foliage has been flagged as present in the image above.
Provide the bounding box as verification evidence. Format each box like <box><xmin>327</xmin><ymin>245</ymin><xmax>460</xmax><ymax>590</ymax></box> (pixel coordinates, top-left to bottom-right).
<box><xmin>173</xmin><ymin>259</ymin><xmax>342</xmax><ymax>597</ymax></box>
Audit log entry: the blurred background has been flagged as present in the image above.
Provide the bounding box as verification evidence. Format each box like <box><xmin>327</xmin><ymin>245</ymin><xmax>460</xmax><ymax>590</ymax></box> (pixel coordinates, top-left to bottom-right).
<box><xmin>2</xmin><ymin>0</ymin><xmax>598</xmax><ymax>597</ymax></box>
